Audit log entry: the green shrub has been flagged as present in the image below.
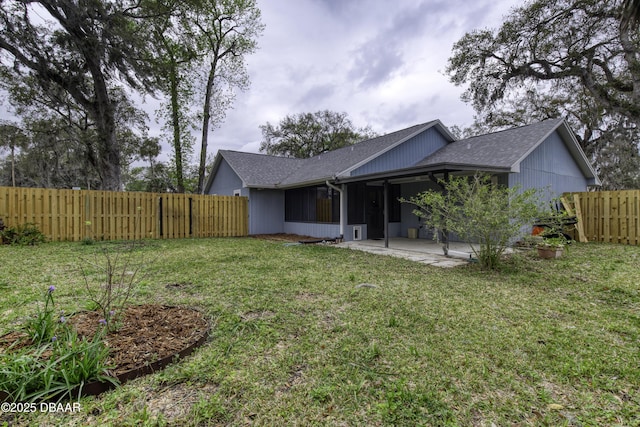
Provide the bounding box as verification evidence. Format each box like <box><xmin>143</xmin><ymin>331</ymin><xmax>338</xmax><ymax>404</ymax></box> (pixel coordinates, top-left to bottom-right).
<box><xmin>25</xmin><ymin>286</ymin><xmax>58</xmax><ymax>346</ymax></box>
<box><xmin>403</xmin><ymin>173</ymin><xmax>544</xmax><ymax>269</ymax></box>
<box><xmin>0</xmin><ymin>223</ymin><xmax>47</xmax><ymax>245</ymax></box>
<box><xmin>0</xmin><ymin>286</ymin><xmax>117</xmax><ymax>403</ymax></box>
<box><xmin>0</xmin><ymin>327</ymin><xmax>116</xmax><ymax>402</ymax></box>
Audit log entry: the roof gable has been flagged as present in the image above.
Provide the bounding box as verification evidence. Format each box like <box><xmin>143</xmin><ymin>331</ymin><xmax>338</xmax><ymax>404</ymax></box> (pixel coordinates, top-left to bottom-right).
<box><xmin>417</xmin><ymin>119</ymin><xmax>564</xmax><ymax>170</ymax></box>
<box><xmin>205</xmin><ymin>150</ymin><xmax>306</xmax><ymax>190</ymax></box>
<box><xmin>416</xmin><ymin>118</ymin><xmax>599</xmax><ymax>183</ymax></box>
<box><xmin>347</xmin><ymin>124</ymin><xmax>452</xmax><ymax>177</ymax></box>
<box><xmin>280</xmin><ymin>120</ymin><xmax>454</xmax><ymax>186</ymax></box>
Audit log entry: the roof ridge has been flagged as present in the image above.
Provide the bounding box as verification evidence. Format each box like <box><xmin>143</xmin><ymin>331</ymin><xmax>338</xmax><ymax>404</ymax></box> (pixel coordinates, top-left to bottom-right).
<box><xmin>222</xmin><ymin>149</ymin><xmax>303</xmax><ymax>160</ymax></box>
<box><xmin>461</xmin><ymin>117</ymin><xmax>563</xmax><ymax>142</ymax></box>
<box><xmin>220</xmin><ymin>120</ymin><xmax>447</xmax><ymax>188</ymax></box>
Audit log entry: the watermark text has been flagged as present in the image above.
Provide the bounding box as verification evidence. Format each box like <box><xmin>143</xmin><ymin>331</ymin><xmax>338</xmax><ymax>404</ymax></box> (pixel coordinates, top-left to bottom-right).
<box><xmin>1</xmin><ymin>402</ymin><xmax>82</xmax><ymax>413</ymax></box>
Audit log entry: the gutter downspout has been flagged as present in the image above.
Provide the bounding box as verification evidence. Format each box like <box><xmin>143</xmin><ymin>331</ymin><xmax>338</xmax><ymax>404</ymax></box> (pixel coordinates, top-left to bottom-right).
<box><xmin>326</xmin><ymin>180</ymin><xmax>344</xmax><ymax>239</ymax></box>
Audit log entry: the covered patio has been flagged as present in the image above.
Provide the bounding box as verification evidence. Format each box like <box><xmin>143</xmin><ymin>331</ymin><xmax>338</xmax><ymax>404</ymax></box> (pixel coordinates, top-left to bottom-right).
<box><xmin>336</xmin><ymin>238</ymin><xmax>479</xmax><ymax>268</ymax></box>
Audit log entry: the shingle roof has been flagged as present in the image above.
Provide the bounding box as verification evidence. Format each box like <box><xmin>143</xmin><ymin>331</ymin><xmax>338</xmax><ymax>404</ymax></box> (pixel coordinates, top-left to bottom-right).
<box><xmin>206</xmin><ymin>117</ymin><xmax>599</xmax><ymax>191</ymax></box>
<box><xmin>416</xmin><ymin>118</ymin><xmax>564</xmax><ymax>170</ymax></box>
<box><xmin>280</xmin><ymin>121</ymin><xmax>442</xmax><ymax>185</ymax></box>
<box><xmin>211</xmin><ymin>121</ymin><xmax>447</xmax><ymax>189</ymax></box>
<box><xmin>217</xmin><ymin>150</ymin><xmax>304</xmax><ymax>187</ymax></box>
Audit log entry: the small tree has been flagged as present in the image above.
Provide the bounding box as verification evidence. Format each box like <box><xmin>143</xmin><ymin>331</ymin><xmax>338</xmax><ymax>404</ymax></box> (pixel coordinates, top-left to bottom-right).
<box><xmin>404</xmin><ymin>174</ymin><xmax>543</xmax><ymax>269</ymax></box>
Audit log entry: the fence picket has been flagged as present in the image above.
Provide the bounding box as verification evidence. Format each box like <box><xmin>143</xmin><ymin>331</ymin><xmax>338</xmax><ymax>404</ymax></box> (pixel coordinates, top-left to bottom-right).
<box><xmin>0</xmin><ymin>187</ymin><xmax>247</xmax><ymax>242</ymax></box>
<box><xmin>566</xmin><ymin>190</ymin><xmax>640</xmax><ymax>246</ymax></box>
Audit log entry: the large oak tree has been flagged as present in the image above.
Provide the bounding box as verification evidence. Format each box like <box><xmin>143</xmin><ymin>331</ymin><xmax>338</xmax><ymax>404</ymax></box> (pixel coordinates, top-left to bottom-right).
<box><xmin>447</xmin><ymin>0</ymin><xmax>640</xmax><ymax>189</ymax></box>
<box><xmin>0</xmin><ymin>0</ymin><xmax>159</xmax><ymax>190</ymax></box>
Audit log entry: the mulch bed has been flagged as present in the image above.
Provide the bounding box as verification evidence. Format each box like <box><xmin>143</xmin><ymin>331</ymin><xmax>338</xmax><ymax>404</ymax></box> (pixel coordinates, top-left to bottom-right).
<box><xmin>0</xmin><ymin>304</ymin><xmax>209</xmax><ymax>379</ymax></box>
<box><xmin>70</xmin><ymin>305</ymin><xmax>209</xmax><ymax>376</ymax></box>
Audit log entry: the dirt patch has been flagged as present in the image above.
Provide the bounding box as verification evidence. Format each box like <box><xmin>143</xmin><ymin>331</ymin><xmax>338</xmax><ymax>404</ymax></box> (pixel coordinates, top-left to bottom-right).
<box><xmin>144</xmin><ymin>382</ymin><xmax>219</xmax><ymax>422</ymax></box>
<box><xmin>295</xmin><ymin>292</ymin><xmax>322</xmax><ymax>302</ymax></box>
<box><xmin>279</xmin><ymin>364</ymin><xmax>306</xmax><ymax>393</ymax></box>
<box><xmin>241</xmin><ymin>310</ymin><xmax>275</xmax><ymax>321</ymax></box>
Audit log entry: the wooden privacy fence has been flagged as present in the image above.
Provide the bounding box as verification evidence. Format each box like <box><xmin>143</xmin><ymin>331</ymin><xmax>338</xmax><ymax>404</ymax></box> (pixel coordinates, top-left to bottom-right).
<box><xmin>0</xmin><ymin>187</ymin><xmax>248</xmax><ymax>241</ymax></box>
<box><xmin>566</xmin><ymin>190</ymin><xmax>640</xmax><ymax>245</ymax></box>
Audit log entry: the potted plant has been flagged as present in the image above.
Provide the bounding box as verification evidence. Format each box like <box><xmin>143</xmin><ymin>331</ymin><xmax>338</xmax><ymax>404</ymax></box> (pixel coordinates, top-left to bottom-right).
<box><xmin>537</xmin><ymin>236</ymin><xmax>566</xmax><ymax>259</ymax></box>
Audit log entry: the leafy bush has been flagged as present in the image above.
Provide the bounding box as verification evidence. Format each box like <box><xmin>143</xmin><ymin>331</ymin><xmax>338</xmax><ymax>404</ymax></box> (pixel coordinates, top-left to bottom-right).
<box><xmin>0</xmin><ymin>327</ymin><xmax>115</xmax><ymax>402</ymax></box>
<box><xmin>0</xmin><ymin>222</ymin><xmax>47</xmax><ymax>245</ymax></box>
<box><xmin>403</xmin><ymin>174</ymin><xmax>543</xmax><ymax>269</ymax></box>
<box><xmin>0</xmin><ymin>287</ymin><xmax>117</xmax><ymax>403</ymax></box>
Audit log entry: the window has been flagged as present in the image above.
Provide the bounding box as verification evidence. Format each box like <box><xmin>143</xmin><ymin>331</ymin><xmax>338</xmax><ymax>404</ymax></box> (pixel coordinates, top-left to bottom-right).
<box><xmin>347</xmin><ymin>183</ymin><xmax>401</xmax><ymax>224</ymax></box>
<box><xmin>285</xmin><ymin>185</ymin><xmax>340</xmax><ymax>223</ymax></box>
<box><xmin>347</xmin><ymin>183</ymin><xmax>366</xmax><ymax>224</ymax></box>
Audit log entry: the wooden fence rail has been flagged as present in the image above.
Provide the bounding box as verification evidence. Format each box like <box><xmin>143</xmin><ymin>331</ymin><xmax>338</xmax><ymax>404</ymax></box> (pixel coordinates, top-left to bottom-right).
<box><xmin>0</xmin><ymin>187</ymin><xmax>248</xmax><ymax>241</ymax></box>
<box><xmin>566</xmin><ymin>190</ymin><xmax>640</xmax><ymax>245</ymax></box>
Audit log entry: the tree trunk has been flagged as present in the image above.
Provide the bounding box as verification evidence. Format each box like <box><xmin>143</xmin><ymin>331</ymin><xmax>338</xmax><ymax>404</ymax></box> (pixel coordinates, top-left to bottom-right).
<box><xmin>91</xmin><ymin>98</ymin><xmax>120</xmax><ymax>191</ymax></box>
<box><xmin>84</xmin><ymin>94</ymin><xmax>121</xmax><ymax>191</ymax></box>
<box><xmin>196</xmin><ymin>58</ymin><xmax>218</xmax><ymax>194</ymax></box>
<box><xmin>170</xmin><ymin>63</ymin><xmax>185</xmax><ymax>193</ymax></box>
<box><xmin>86</xmin><ymin>48</ymin><xmax>121</xmax><ymax>191</ymax></box>
<box><xmin>10</xmin><ymin>145</ymin><xmax>16</xmax><ymax>187</ymax></box>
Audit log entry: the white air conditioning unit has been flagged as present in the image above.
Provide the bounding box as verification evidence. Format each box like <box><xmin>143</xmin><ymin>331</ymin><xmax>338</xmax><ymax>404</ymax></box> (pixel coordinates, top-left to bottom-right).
<box><xmin>353</xmin><ymin>226</ymin><xmax>362</xmax><ymax>241</ymax></box>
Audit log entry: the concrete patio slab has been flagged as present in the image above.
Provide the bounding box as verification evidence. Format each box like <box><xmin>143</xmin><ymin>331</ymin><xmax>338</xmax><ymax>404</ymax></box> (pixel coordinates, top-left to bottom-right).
<box><xmin>336</xmin><ymin>238</ymin><xmax>477</xmax><ymax>268</ymax></box>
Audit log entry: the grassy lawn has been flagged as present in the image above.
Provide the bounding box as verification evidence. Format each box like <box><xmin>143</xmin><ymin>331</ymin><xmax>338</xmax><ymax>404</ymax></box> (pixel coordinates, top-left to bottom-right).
<box><xmin>1</xmin><ymin>238</ymin><xmax>639</xmax><ymax>426</ymax></box>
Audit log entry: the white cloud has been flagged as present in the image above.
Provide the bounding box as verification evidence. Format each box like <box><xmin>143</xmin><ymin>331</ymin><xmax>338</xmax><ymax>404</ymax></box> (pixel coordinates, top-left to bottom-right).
<box><xmin>205</xmin><ymin>0</ymin><xmax>520</xmax><ymax>156</ymax></box>
<box><xmin>1</xmin><ymin>0</ymin><xmax>520</xmax><ymax>162</ymax></box>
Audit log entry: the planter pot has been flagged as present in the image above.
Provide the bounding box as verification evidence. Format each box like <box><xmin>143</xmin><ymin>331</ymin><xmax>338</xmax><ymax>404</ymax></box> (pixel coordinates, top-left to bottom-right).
<box><xmin>537</xmin><ymin>246</ymin><xmax>564</xmax><ymax>259</ymax></box>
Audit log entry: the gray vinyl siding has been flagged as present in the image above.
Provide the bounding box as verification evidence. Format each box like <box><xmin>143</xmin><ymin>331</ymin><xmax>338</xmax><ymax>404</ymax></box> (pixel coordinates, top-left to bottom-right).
<box><xmin>208</xmin><ymin>161</ymin><xmax>285</xmax><ymax>235</ymax></box>
<box><xmin>283</xmin><ymin>222</ymin><xmax>341</xmax><ymax>239</ymax></box>
<box><xmin>350</xmin><ymin>128</ymin><xmax>449</xmax><ymax>177</ymax></box>
<box><xmin>249</xmin><ymin>189</ymin><xmax>285</xmax><ymax>235</ymax></box>
<box><xmin>399</xmin><ymin>181</ymin><xmax>441</xmax><ymax>239</ymax></box>
<box><xmin>509</xmin><ymin>132</ymin><xmax>589</xmax><ymax>202</ymax></box>
<box><xmin>208</xmin><ymin>159</ymin><xmax>244</xmax><ymax>196</ymax></box>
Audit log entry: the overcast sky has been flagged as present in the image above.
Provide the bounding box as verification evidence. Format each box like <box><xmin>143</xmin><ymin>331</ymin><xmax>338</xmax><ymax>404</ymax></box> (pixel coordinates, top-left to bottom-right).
<box><xmin>2</xmin><ymin>0</ymin><xmax>520</xmax><ymax>160</ymax></box>
<box><xmin>188</xmin><ymin>0</ymin><xmax>521</xmax><ymax>156</ymax></box>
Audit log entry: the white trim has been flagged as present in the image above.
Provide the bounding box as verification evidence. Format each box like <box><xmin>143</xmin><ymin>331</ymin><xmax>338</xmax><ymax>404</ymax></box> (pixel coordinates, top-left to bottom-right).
<box><xmin>325</xmin><ymin>181</ymin><xmax>345</xmax><ymax>237</ymax></box>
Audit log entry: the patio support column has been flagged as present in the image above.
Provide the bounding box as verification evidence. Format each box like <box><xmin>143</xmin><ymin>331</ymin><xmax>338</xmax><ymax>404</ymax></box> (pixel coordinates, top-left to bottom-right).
<box><xmin>384</xmin><ymin>180</ymin><xmax>389</xmax><ymax>248</ymax></box>
<box><xmin>442</xmin><ymin>172</ymin><xmax>450</xmax><ymax>252</ymax></box>
<box><xmin>340</xmin><ymin>184</ymin><xmax>346</xmax><ymax>238</ymax></box>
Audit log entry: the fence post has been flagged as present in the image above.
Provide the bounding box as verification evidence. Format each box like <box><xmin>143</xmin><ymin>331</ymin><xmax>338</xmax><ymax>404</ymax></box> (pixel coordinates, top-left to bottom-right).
<box><xmin>0</xmin><ymin>186</ymin><xmax>248</xmax><ymax>241</ymax></box>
